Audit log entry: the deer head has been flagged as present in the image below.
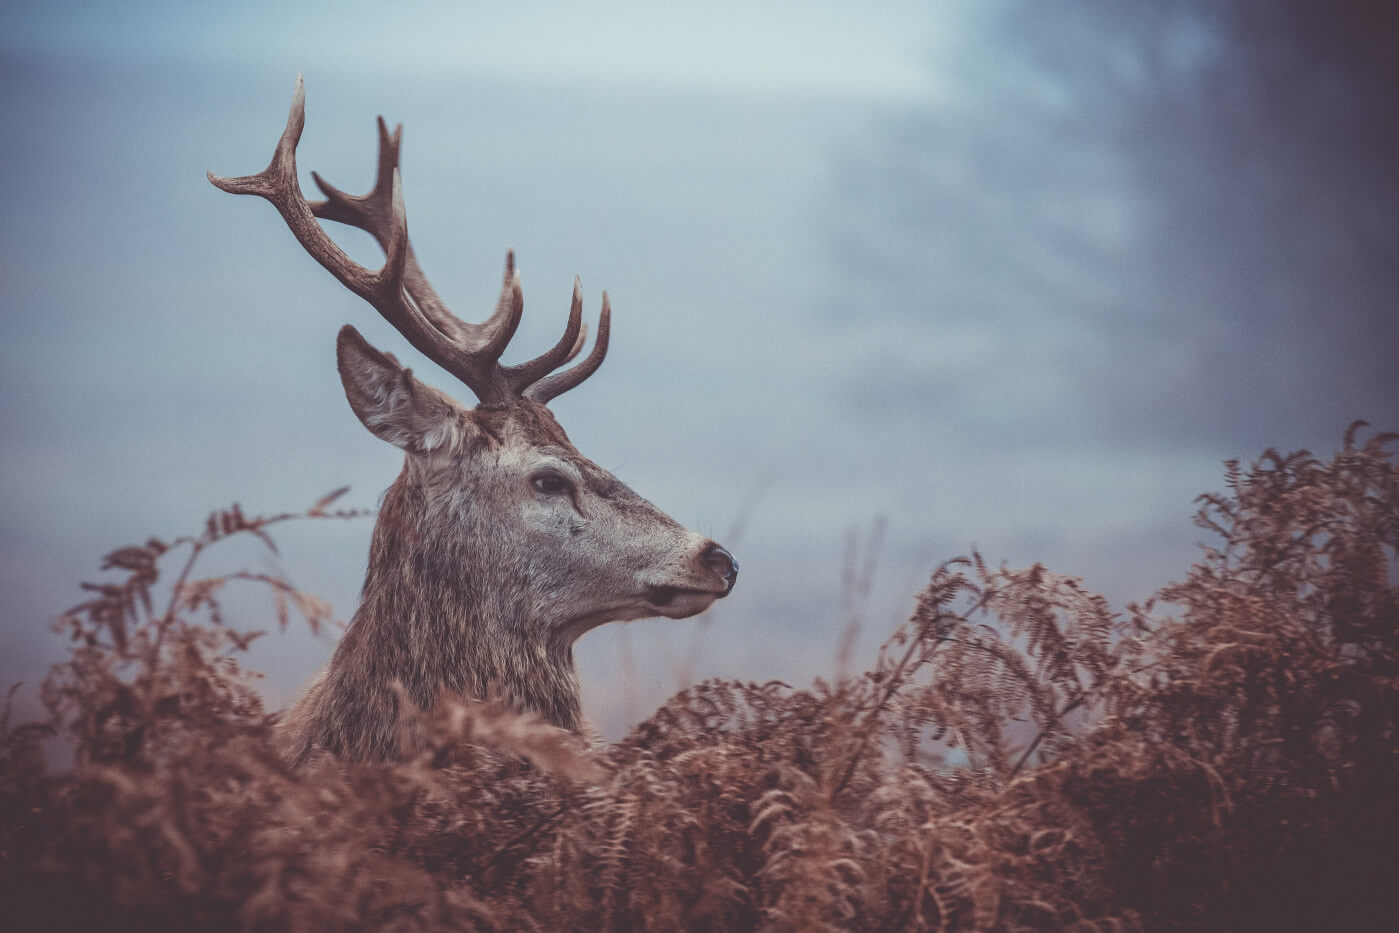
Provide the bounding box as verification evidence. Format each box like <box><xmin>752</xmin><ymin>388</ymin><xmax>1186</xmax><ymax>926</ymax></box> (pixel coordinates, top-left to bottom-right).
<box><xmin>209</xmin><ymin>77</ymin><xmax>737</xmax><ymax>762</ymax></box>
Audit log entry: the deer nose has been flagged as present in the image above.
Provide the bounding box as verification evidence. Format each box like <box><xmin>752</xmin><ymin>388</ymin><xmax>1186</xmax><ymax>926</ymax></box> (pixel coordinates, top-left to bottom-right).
<box><xmin>703</xmin><ymin>542</ymin><xmax>739</xmax><ymax>594</ymax></box>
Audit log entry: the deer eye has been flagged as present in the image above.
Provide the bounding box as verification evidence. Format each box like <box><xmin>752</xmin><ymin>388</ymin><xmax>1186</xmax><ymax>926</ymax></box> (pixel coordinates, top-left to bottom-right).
<box><xmin>531</xmin><ymin>471</ymin><xmax>572</xmax><ymax>496</ymax></box>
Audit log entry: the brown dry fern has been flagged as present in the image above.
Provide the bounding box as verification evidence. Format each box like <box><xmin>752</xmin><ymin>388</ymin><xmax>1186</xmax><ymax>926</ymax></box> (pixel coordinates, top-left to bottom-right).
<box><xmin>2</xmin><ymin>424</ymin><xmax>1396</xmax><ymax>931</ymax></box>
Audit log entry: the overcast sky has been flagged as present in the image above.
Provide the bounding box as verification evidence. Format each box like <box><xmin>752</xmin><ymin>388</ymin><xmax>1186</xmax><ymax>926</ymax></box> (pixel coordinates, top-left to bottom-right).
<box><xmin>3</xmin><ymin>1</ymin><xmax>1395</xmax><ymax>735</ymax></box>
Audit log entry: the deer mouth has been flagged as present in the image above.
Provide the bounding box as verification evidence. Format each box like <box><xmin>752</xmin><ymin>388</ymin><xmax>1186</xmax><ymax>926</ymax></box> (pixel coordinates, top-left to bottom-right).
<box><xmin>644</xmin><ymin>584</ymin><xmax>725</xmax><ymax>616</ymax></box>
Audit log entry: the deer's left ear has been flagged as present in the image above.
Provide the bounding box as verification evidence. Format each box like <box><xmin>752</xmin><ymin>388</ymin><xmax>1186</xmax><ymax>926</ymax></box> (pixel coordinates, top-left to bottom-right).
<box><xmin>336</xmin><ymin>325</ymin><xmax>468</xmax><ymax>454</ymax></box>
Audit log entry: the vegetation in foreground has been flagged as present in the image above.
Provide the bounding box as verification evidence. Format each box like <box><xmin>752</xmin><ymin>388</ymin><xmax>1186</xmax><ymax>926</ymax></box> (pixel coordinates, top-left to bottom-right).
<box><xmin>2</xmin><ymin>424</ymin><xmax>1396</xmax><ymax>931</ymax></box>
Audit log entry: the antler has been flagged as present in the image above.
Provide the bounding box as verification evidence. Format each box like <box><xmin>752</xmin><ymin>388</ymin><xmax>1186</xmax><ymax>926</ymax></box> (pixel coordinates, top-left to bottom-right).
<box><xmin>207</xmin><ymin>74</ymin><xmax>610</xmax><ymax>405</ymax></box>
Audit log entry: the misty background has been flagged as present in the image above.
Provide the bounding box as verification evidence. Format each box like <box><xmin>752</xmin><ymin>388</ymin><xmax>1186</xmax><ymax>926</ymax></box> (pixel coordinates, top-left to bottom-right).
<box><xmin>3</xmin><ymin>1</ymin><xmax>1395</xmax><ymax>736</ymax></box>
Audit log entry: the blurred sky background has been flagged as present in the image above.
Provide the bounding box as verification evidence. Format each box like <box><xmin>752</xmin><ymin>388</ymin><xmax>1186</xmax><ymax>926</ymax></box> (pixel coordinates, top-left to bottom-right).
<box><xmin>3</xmin><ymin>1</ymin><xmax>1396</xmax><ymax>736</ymax></box>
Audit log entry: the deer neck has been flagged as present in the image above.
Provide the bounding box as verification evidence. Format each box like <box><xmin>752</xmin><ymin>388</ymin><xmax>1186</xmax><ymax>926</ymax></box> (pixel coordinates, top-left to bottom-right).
<box><xmin>311</xmin><ymin>469</ymin><xmax>582</xmax><ymax>759</ymax></box>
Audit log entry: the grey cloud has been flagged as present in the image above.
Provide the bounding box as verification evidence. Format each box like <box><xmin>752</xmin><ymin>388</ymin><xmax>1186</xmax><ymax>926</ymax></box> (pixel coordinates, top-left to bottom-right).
<box><xmin>820</xmin><ymin>2</ymin><xmax>1399</xmax><ymax>462</ymax></box>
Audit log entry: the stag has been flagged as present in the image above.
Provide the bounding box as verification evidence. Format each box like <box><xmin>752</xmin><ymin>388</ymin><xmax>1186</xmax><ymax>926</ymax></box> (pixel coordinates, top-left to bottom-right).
<box><xmin>209</xmin><ymin>77</ymin><xmax>737</xmax><ymax>764</ymax></box>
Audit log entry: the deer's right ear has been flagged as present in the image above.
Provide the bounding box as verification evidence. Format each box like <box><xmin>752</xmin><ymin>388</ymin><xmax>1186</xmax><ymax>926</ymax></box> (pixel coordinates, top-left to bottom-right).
<box><xmin>336</xmin><ymin>325</ymin><xmax>468</xmax><ymax>454</ymax></box>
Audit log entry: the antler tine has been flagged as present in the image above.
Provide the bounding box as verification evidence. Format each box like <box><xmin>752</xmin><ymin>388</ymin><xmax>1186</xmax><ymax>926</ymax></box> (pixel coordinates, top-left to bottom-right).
<box><xmin>563</xmin><ymin>320</ymin><xmax>589</xmax><ymax>364</ymax></box>
<box><xmin>523</xmin><ymin>291</ymin><xmax>611</xmax><ymax>403</ymax></box>
<box><xmin>505</xmin><ymin>276</ymin><xmax>586</xmax><ymax>393</ymax></box>
<box><xmin>208</xmin><ymin>75</ymin><xmax>306</xmax><ymax>201</ymax></box>
<box><xmin>476</xmin><ymin>252</ymin><xmax>525</xmax><ymax>362</ymax></box>
<box><xmin>307</xmin><ymin>116</ymin><xmax>401</xmax><ymax>239</ymax></box>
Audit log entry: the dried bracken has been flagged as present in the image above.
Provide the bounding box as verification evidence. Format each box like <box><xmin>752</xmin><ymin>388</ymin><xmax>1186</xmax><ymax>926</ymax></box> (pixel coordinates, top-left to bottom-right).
<box><xmin>3</xmin><ymin>423</ymin><xmax>1397</xmax><ymax>930</ymax></box>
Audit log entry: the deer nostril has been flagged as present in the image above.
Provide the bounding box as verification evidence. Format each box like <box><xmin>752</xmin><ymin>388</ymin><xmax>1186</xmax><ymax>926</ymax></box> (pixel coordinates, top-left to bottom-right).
<box><xmin>703</xmin><ymin>542</ymin><xmax>739</xmax><ymax>594</ymax></box>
